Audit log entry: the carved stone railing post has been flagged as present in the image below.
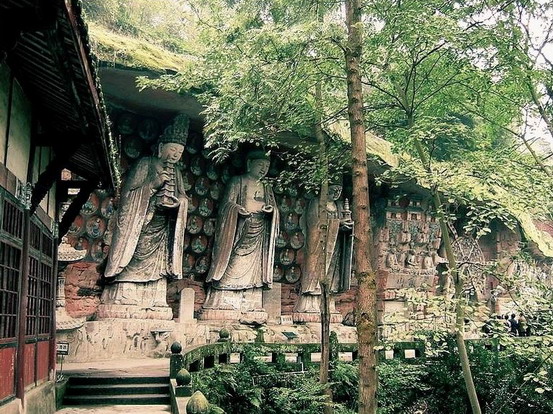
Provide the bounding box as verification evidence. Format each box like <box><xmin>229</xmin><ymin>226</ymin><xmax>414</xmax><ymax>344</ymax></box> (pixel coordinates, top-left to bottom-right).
<box><xmin>170</xmin><ymin>342</ymin><xmax>185</xmax><ymax>379</ymax></box>
<box><xmin>218</xmin><ymin>328</ymin><xmax>230</xmax><ymax>342</ymax></box>
<box><xmin>175</xmin><ymin>368</ymin><xmax>192</xmax><ymax>397</ymax></box>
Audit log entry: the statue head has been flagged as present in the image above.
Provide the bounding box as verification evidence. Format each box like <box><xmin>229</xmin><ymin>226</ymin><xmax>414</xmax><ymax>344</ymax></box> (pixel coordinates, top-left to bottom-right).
<box><xmin>158</xmin><ymin>114</ymin><xmax>189</xmax><ymax>162</ymax></box>
<box><xmin>158</xmin><ymin>143</ymin><xmax>185</xmax><ymax>164</ymax></box>
<box><xmin>329</xmin><ymin>175</ymin><xmax>343</xmax><ymax>200</ymax></box>
<box><xmin>246</xmin><ymin>150</ymin><xmax>270</xmax><ymax>180</ymax></box>
<box><xmin>329</xmin><ymin>185</ymin><xmax>342</xmax><ymax>201</ymax></box>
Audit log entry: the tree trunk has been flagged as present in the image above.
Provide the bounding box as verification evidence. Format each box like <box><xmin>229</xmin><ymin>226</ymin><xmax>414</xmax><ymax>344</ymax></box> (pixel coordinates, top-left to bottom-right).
<box><xmin>344</xmin><ymin>1</ymin><xmax>378</xmax><ymax>413</ymax></box>
<box><xmin>412</xmin><ymin>138</ymin><xmax>482</xmax><ymax>414</ymax></box>
<box><xmin>314</xmin><ymin>74</ymin><xmax>333</xmax><ymax>413</ymax></box>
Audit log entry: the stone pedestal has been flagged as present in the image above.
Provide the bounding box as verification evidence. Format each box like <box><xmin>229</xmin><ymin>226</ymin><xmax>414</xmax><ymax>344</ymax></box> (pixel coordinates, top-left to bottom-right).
<box><xmin>292</xmin><ymin>295</ymin><xmax>343</xmax><ymax>324</ymax></box>
<box><xmin>292</xmin><ymin>310</ymin><xmax>343</xmax><ymax>324</ymax></box>
<box><xmin>199</xmin><ymin>308</ymin><xmax>268</xmax><ymax>325</ymax></box>
<box><xmin>56</xmin><ymin>318</ymin><xmax>212</xmax><ymax>362</ymax></box>
<box><xmin>96</xmin><ymin>303</ymin><xmax>173</xmax><ymax>320</ymax></box>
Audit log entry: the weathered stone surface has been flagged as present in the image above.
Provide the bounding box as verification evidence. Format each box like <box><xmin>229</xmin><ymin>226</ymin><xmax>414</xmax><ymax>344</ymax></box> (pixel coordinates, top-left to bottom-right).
<box><xmin>168</xmin><ymin>279</ymin><xmax>206</xmax><ymax>317</ymax></box>
<box><xmin>100</xmin><ymin>117</ymin><xmax>190</xmax><ymax>318</ymax></box>
<box><xmin>187</xmin><ymin>391</ymin><xmax>209</xmax><ymax>414</ymax></box>
<box><xmin>97</xmin><ymin>304</ymin><xmax>173</xmax><ymax>320</ymax></box>
<box><xmin>202</xmin><ymin>152</ymin><xmax>279</xmax><ymax>322</ymax></box>
<box><xmin>281</xmin><ymin>283</ymin><xmax>299</xmax><ymax>315</ymax></box>
<box><xmin>178</xmin><ymin>288</ymin><xmax>195</xmax><ymax>322</ymax></box>
<box><xmin>294</xmin><ymin>185</ymin><xmax>354</xmax><ymax>323</ymax></box>
<box><xmin>64</xmin><ymin>262</ymin><xmax>102</xmax><ymax>318</ymax></box>
<box><xmin>262</xmin><ymin>283</ymin><xmax>281</xmax><ymax>324</ymax></box>
<box><xmin>335</xmin><ymin>287</ymin><xmax>356</xmax><ymax>318</ymax></box>
<box><xmin>57</xmin><ymin>319</ymin><xmax>174</xmax><ymax>362</ymax></box>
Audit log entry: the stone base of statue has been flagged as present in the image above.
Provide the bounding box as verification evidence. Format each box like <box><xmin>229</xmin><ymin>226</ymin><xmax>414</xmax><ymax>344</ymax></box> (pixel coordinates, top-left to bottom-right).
<box><xmin>292</xmin><ymin>294</ymin><xmax>343</xmax><ymax>324</ymax></box>
<box><xmin>98</xmin><ymin>279</ymin><xmax>173</xmax><ymax>320</ymax></box>
<box><xmin>199</xmin><ymin>308</ymin><xmax>268</xmax><ymax>325</ymax></box>
<box><xmin>97</xmin><ymin>303</ymin><xmax>173</xmax><ymax>320</ymax></box>
<box><xmin>199</xmin><ymin>287</ymin><xmax>268</xmax><ymax>324</ymax></box>
<box><xmin>292</xmin><ymin>311</ymin><xmax>343</xmax><ymax>324</ymax></box>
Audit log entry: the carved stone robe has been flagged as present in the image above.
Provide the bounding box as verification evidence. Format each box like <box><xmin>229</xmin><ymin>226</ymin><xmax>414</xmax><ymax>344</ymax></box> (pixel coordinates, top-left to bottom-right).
<box><xmin>206</xmin><ymin>175</ymin><xmax>279</xmax><ymax>291</ymax></box>
<box><xmin>105</xmin><ymin>156</ymin><xmax>188</xmax><ymax>282</ymax></box>
<box><xmin>296</xmin><ymin>198</ymin><xmax>353</xmax><ymax>312</ymax></box>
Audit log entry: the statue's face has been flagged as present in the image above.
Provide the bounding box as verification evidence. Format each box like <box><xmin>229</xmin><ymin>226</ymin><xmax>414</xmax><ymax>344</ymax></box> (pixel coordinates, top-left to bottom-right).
<box><xmin>159</xmin><ymin>143</ymin><xmax>184</xmax><ymax>163</ymax></box>
<box><xmin>247</xmin><ymin>158</ymin><xmax>270</xmax><ymax>179</ymax></box>
<box><xmin>329</xmin><ymin>185</ymin><xmax>342</xmax><ymax>201</ymax></box>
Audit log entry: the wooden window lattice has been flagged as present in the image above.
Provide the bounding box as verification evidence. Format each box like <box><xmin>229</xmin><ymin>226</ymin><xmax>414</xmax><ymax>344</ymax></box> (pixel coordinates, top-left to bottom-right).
<box><xmin>26</xmin><ymin>255</ymin><xmax>53</xmax><ymax>336</ymax></box>
<box><xmin>0</xmin><ymin>242</ymin><xmax>21</xmax><ymax>340</ymax></box>
<box><xmin>30</xmin><ymin>222</ymin><xmax>41</xmax><ymax>251</ymax></box>
<box><xmin>41</xmin><ymin>233</ymin><xmax>53</xmax><ymax>258</ymax></box>
<box><xmin>0</xmin><ymin>194</ymin><xmax>54</xmax><ymax>339</ymax></box>
<box><xmin>2</xmin><ymin>199</ymin><xmax>23</xmax><ymax>240</ymax></box>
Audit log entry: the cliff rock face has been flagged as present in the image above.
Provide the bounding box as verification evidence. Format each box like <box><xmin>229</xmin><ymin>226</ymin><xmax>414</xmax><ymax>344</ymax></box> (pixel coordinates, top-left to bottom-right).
<box><xmin>65</xmin><ymin>262</ymin><xmax>103</xmax><ymax>318</ymax></box>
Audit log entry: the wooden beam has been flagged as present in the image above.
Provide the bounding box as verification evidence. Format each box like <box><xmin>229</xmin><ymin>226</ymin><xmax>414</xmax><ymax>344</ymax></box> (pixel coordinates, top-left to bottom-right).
<box><xmin>58</xmin><ymin>180</ymin><xmax>98</xmax><ymax>240</ymax></box>
<box><xmin>30</xmin><ymin>142</ymin><xmax>82</xmax><ymax>215</ymax></box>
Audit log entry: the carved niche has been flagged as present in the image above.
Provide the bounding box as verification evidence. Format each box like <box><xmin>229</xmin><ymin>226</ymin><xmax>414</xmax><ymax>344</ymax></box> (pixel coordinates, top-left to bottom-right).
<box><xmin>376</xmin><ymin>197</ymin><xmax>443</xmax><ymax>300</ymax></box>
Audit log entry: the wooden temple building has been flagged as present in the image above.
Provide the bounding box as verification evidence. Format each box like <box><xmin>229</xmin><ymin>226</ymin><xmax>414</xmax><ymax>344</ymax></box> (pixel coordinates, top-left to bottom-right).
<box><xmin>0</xmin><ymin>1</ymin><xmax>116</xmax><ymax>413</ymax></box>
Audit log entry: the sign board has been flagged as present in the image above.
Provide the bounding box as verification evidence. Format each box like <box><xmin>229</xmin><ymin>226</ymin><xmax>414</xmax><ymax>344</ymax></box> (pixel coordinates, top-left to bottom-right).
<box><xmin>56</xmin><ymin>342</ymin><xmax>69</xmax><ymax>356</ymax></box>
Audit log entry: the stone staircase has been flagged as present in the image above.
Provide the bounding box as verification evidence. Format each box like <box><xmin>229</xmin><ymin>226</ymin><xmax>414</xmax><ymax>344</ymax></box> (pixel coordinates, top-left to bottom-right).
<box><xmin>63</xmin><ymin>376</ymin><xmax>171</xmax><ymax>406</ymax></box>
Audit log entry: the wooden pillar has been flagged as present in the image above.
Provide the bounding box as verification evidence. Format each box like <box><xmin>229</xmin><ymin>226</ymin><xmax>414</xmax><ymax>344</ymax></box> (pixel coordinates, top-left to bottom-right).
<box><xmin>48</xmin><ymin>230</ymin><xmax>58</xmax><ymax>377</ymax></box>
<box><xmin>15</xmin><ymin>200</ymin><xmax>31</xmax><ymax>403</ymax></box>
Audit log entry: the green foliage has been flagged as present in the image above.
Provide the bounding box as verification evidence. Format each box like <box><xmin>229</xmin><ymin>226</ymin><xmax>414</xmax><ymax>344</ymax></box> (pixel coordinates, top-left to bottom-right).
<box><xmin>331</xmin><ymin>361</ymin><xmax>359</xmax><ymax>411</ymax></box>
<box><xmin>190</xmin><ymin>346</ymin><xmax>553</xmax><ymax>413</ymax></box>
<box><xmin>421</xmin><ymin>339</ymin><xmax>553</xmax><ymax>414</ymax></box>
<box><xmin>135</xmin><ymin>0</ymin><xmax>553</xmax><ymax>243</ymax></box>
<box><xmin>82</xmin><ymin>0</ymin><xmax>195</xmax><ymax>54</ymax></box>
<box><xmin>377</xmin><ymin>360</ymin><xmax>429</xmax><ymax>414</ymax></box>
<box><xmin>192</xmin><ymin>346</ymin><xmax>327</xmax><ymax>414</ymax></box>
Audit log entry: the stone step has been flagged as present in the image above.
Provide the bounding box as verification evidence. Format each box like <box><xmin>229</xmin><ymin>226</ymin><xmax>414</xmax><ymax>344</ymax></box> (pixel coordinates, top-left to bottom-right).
<box><xmin>65</xmin><ymin>383</ymin><xmax>170</xmax><ymax>396</ymax></box>
<box><xmin>68</xmin><ymin>376</ymin><xmax>168</xmax><ymax>385</ymax></box>
<box><xmin>63</xmin><ymin>394</ymin><xmax>171</xmax><ymax>406</ymax></box>
<box><xmin>56</xmin><ymin>405</ymin><xmax>172</xmax><ymax>414</ymax></box>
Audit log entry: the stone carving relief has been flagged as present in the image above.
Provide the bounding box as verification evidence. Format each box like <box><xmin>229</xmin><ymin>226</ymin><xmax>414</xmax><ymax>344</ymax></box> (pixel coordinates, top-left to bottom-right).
<box><xmin>377</xmin><ymin>198</ymin><xmax>444</xmax><ymax>300</ymax></box>
<box><xmin>200</xmin><ymin>150</ymin><xmax>280</xmax><ymax>324</ymax></box>
<box><xmin>293</xmin><ymin>182</ymin><xmax>354</xmax><ymax>323</ymax></box>
<box><xmin>64</xmin><ymin>109</ymin><xmax>353</xmax><ymax>325</ymax></box>
<box><xmin>97</xmin><ymin>114</ymin><xmax>190</xmax><ymax>320</ymax></box>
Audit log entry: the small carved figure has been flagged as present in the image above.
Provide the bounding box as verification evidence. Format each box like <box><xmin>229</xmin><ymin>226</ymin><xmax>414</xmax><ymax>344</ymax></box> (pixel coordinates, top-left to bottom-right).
<box><xmin>406</xmin><ymin>248</ymin><xmax>418</xmax><ymax>268</ymax></box>
<box><xmin>202</xmin><ymin>150</ymin><xmax>279</xmax><ymax>323</ymax></box>
<box><xmin>99</xmin><ymin>115</ymin><xmax>190</xmax><ymax>320</ymax></box>
<box><xmin>386</xmin><ymin>244</ymin><xmax>399</xmax><ymax>269</ymax></box>
<box><xmin>293</xmin><ymin>180</ymin><xmax>354</xmax><ymax>322</ymax></box>
<box><xmin>422</xmin><ymin>250</ymin><xmax>434</xmax><ymax>270</ymax></box>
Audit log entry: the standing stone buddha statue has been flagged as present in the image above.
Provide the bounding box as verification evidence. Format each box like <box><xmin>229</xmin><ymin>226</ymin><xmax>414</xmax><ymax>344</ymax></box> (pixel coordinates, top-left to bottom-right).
<box><xmin>201</xmin><ymin>150</ymin><xmax>279</xmax><ymax>324</ymax></box>
<box><xmin>98</xmin><ymin>114</ymin><xmax>190</xmax><ymax>320</ymax></box>
<box><xmin>293</xmin><ymin>179</ymin><xmax>354</xmax><ymax>323</ymax></box>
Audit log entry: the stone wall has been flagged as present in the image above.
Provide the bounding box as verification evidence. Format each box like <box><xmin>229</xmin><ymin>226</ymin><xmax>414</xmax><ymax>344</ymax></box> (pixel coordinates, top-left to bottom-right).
<box><xmin>64</xmin><ymin>262</ymin><xmax>103</xmax><ymax>319</ymax></box>
<box><xmin>0</xmin><ymin>381</ymin><xmax>56</xmax><ymax>414</ymax></box>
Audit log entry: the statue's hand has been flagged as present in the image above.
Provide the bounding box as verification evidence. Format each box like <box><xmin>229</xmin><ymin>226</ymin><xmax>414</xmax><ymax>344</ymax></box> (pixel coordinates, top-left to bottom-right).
<box><xmin>262</xmin><ymin>205</ymin><xmax>274</xmax><ymax>214</ymax></box>
<box><xmin>340</xmin><ymin>219</ymin><xmax>354</xmax><ymax>229</ymax></box>
<box><xmin>169</xmin><ymin>195</ymin><xmax>181</xmax><ymax>206</ymax></box>
<box><xmin>155</xmin><ymin>171</ymin><xmax>171</xmax><ymax>188</ymax></box>
<box><xmin>238</xmin><ymin>207</ymin><xmax>251</xmax><ymax>217</ymax></box>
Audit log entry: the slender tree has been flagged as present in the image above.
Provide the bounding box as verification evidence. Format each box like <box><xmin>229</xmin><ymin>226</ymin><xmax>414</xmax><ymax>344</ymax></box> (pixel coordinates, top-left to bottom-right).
<box><xmin>344</xmin><ymin>0</ymin><xmax>378</xmax><ymax>412</ymax></box>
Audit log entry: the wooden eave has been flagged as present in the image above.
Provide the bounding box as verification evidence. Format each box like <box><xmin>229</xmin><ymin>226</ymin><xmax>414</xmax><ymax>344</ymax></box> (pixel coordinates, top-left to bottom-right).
<box><xmin>1</xmin><ymin>0</ymin><xmax>118</xmax><ymax>190</ymax></box>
